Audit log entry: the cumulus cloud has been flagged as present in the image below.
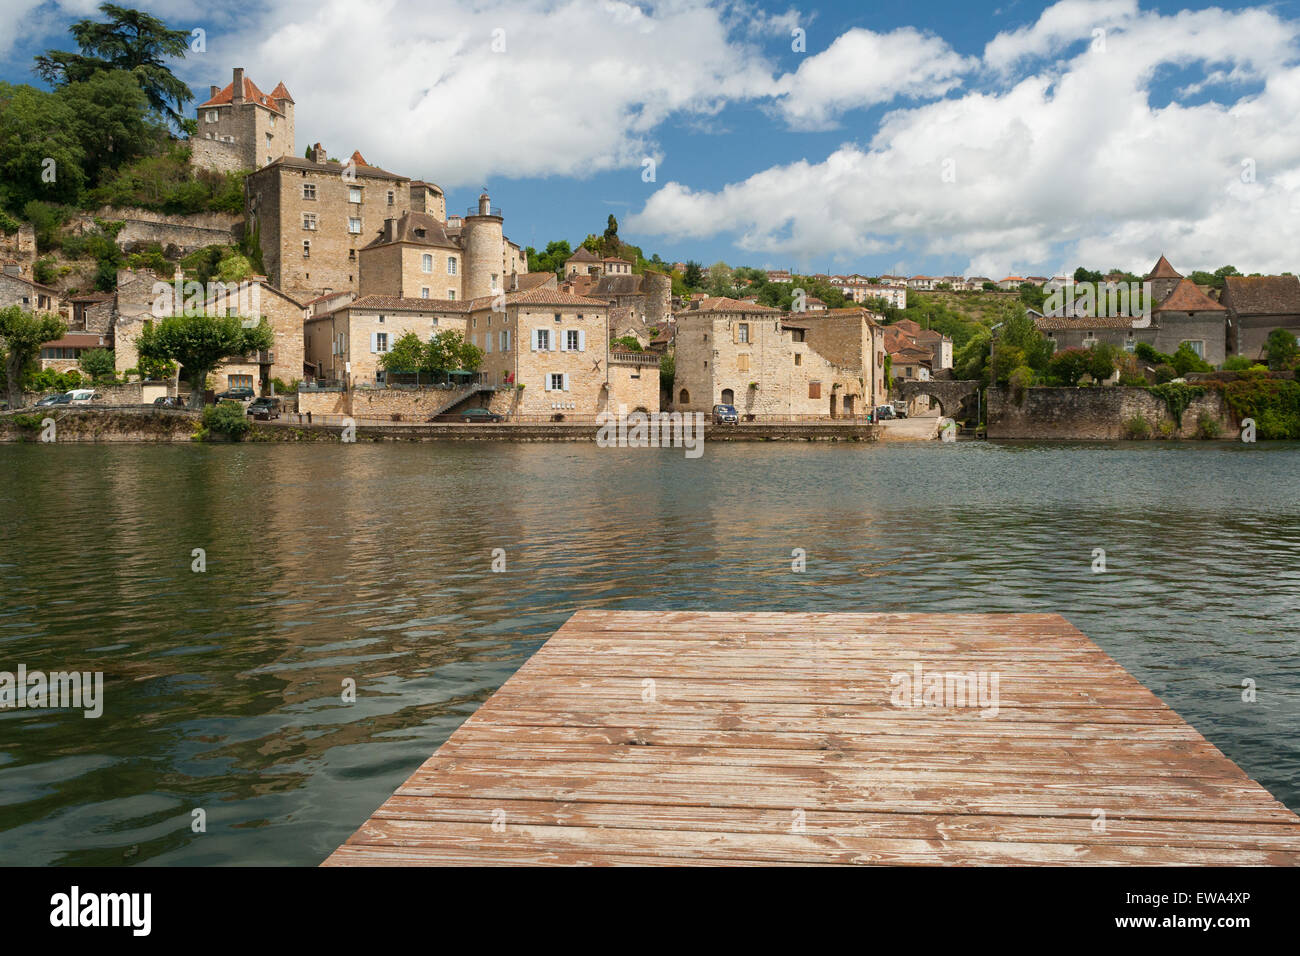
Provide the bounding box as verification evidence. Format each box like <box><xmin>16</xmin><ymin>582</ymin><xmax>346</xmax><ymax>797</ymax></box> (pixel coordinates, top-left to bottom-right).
<box><xmin>771</xmin><ymin>27</ymin><xmax>974</xmax><ymax>129</ymax></box>
<box><xmin>630</xmin><ymin>1</ymin><xmax>1300</xmax><ymax>275</ymax></box>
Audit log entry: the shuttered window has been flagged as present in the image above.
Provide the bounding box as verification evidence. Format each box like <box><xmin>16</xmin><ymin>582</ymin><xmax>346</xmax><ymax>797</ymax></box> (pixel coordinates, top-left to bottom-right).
<box><xmin>809</xmin><ymin>381</ymin><xmax>821</xmax><ymax>399</ymax></box>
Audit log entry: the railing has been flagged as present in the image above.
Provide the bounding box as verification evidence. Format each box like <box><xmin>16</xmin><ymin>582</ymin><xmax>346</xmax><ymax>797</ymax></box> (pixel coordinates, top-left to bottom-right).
<box><xmin>608</xmin><ymin>351</ymin><xmax>660</xmax><ymax>367</ymax></box>
<box><xmin>466</xmin><ymin>205</ymin><xmax>502</xmax><ymax>217</ymax></box>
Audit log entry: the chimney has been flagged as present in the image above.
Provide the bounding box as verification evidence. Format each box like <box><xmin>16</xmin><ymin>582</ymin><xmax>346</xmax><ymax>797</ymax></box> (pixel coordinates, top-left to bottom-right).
<box><xmin>478</xmin><ymin>193</ymin><xmax>490</xmax><ymax>215</ymax></box>
<box><xmin>310</xmin><ymin>143</ymin><xmax>326</xmax><ymax>164</ymax></box>
<box><xmin>209</xmin><ymin>85</ymin><xmax>219</xmax><ymax>99</ymax></box>
<box><xmin>231</xmin><ymin>67</ymin><xmax>245</xmax><ymax>105</ymax></box>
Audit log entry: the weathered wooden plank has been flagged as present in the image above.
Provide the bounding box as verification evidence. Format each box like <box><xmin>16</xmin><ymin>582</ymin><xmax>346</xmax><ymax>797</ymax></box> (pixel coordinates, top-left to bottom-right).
<box><xmin>324</xmin><ymin>612</ymin><xmax>1300</xmax><ymax>866</ymax></box>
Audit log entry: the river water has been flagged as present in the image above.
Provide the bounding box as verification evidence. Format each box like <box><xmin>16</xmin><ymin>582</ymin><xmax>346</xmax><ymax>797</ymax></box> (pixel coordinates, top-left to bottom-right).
<box><xmin>1</xmin><ymin>440</ymin><xmax>1298</xmax><ymax>864</ymax></box>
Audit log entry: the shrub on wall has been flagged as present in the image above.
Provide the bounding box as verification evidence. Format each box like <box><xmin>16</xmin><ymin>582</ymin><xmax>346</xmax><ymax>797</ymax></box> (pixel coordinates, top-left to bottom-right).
<box><xmin>1122</xmin><ymin>415</ymin><xmax>1151</xmax><ymax>439</ymax></box>
<box><xmin>198</xmin><ymin>400</ymin><xmax>251</xmax><ymax>441</ymax></box>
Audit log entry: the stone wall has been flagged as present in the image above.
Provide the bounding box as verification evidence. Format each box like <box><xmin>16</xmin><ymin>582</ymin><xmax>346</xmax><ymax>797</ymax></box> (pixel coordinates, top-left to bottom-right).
<box><xmin>988</xmin><ymin>386</ymin><xmax>1237</xmax><ymax>440</ymax></box>
<box><xmin>296</xmin><ymin>384</ymin><xmax>491</xmax><ymax>420</ymax></box>
<box><xmin>0</xmin><ymin>223</ymin><xmax>36</xmax><ymax>264</ymax></box>
<box><xmin>79</xmin><ymin>207</ymin><xmax>240</xmax><ymax>255</ymax></box>
<box><xmin>606</xmin><ymin>357</ymin><xmax>661</xmax><ymax>413</ymax></box>
<box><xmin>189</xmin><ymin>137</ymin><xmax>247</xmax><ymax>175</ymax></box>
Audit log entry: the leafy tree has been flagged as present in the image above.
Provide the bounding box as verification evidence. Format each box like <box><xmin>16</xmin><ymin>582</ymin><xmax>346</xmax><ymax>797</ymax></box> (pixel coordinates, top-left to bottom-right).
<box><xmin>136</xmin><ymin>313</ymin><xmax>273</xmax><ymax>409</ymax></box>
<box><xmin>1074</xmin><ymin>267</ymin><xmax>1103</xmax><ymax>284</ymax></box>
<box><xmin>1171</xmin><ymin>343</ymin><xmax>1211</xmax><ymax>376</ymax></box>
<box><xmin>1047</xmin><ymin>347</ymin><xmax>1091</xmax><ymax>386</ymax></box>
<box><xmin>60</xmin><ymin>70</ymin><xmax>162</xmax><ymax>186</ymax></box>
<box><xmin>34</xmin><ymin>3</ymin><xmax>193</xmax><ymax>124</ymax></box>
<box><xmin>525</xmin><ymin>239</ymin><xmax>573</xmax><ymax>277</ymax></box>
<box><xmin>79</xmin><ymin>347</ymin><xmax>116</xmax><ymax>381</ymax></box>
<box><xmin>0</xmin><ymin>305</ymin><xmax>67</xmax><ymax>409</ymax></box>
<box><xmin>0</xmin><ymin>83</ymin><xmax>86</xmax><ymax>210</ymax></box>
<box><xmin>424</xmin><ymin>329</ymin><xmax>482</xmax><ymax>373</ymax></box>
<box><xmin>603</xmin><ymin>214</ymin><xmax>619</xmax><ymax>249</ymax></box>
<box><xmin>1089</xmin><ymin>343</ymin><xmax>1121</xmax><ymax>382</ymax></box>
<box><xmin>1265</xmin><ymin>328</ymin><xmax>1300</xmax><ymax>370</ymax></box>
<box><xmin>683</xmin><ymin>261</ymin><xmax>703</xmax><ymax>289</ymax></box>
<box><xmin>611</xmin><ymin>335</ymin><xmax>643</xmax><ymax>352</ymax></box>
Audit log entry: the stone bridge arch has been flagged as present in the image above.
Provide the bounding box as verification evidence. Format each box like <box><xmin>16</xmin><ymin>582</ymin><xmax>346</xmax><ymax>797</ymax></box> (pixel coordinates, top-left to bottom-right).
<box><xmin>894</xmin><ymin>380</ymin><xmax>981</xmax><ymax>420</ymax></box>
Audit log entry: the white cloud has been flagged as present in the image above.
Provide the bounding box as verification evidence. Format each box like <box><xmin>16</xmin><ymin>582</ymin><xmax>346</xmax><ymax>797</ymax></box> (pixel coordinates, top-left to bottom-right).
<box><xmin>771</xmin><ymin>27</ymin><xmax>974</xmax><ymax>129</ymax></box>
<box><xmin>630</xmin><ymin>1</ymin><xmax>1300</xmax><ymax>275</ymax></box>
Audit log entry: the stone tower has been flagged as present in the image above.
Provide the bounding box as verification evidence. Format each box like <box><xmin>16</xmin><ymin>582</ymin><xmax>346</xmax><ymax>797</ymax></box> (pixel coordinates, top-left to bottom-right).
<box><xmin>643</xmin><ymin>270</ymin><xmax>672</xmax><ymax>327</ymax></box>
<box><xmin>1146</xmin><ymin>255</ymin><xmax>1183</xmax><ymax>305</ymax></box>
<box><xmin>461</xmin><ymin>192</ymin><xmax>505</xmax><ymax>301</ymax></box>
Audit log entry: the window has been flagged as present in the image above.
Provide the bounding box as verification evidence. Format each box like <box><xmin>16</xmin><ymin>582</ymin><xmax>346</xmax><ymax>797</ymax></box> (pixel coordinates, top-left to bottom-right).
<box><xmin>548</xmin><ymin>373</ymin><xmax>567</xmax><ymax>391</ymax></box>
<box><xmin>809</xmin><ymin>381</ymin><xmax>822</xmax><ymax>399</ymax></box>
<box><xmin>373</xmin><ymin>332</ymin><xmax>389</xmax><ymax>353</ymax></box>
<box><xmin>554</xmin><ymin>313</ymin><xmax>562</xmax><ymax>323</ymax></box>
<box><xmin>1183</xmin><ymin>340</ymin><xmax>1205</xmax><ymax>358</ymax></box>
<box><xmin>1124</xmin><ymin>337</ymin><xmax>1136</xmax><ymax>353</ymax></box>
<box><xmin>229</xmin><ymin>375</ymin><xmax>254</xmax><ymax>390</ymax></box>
<box><xmin>265</xmin><ymin>132</ymin><xmax>272</xmax><ymax>147</ymax></box>
<box><xmin>794</xmin><ymin>353</ymin><xmax>802</xmax><ymax>366</ymax></box>
<box><xmin>349</xmin><ymin>186</ymin><xmax>362</xmax><ymax>203</ymax></box>
<box><xmin>447</xmin><ymin>258</ymin><xmax>457</xmax><ymax>275</ymax></box>
<box><xmin>721</xmin><ymin>388</ymin><xmax>735</xmax><ymax>404</ymax></box>
<box><xmin>500</xmin><ymin>330</ymin><xmax>510</xmax><ymax>351</ymax></box>
<box><xmin>414</xmin><ymin>228</ymin><xmax>426</xmax><ymax>239</ymax></box>
<box><xmin>376</xmin><ymin>370</ymin><xmax>386</xmax><ymax>384</ymax></box>
<box><xmin>422</xmin><ymin>254</ymin><xmax>433</xmax><ymax>273</ymax></box>
<box><xmin>536</xmin><ymin>329</ymin><xmax>551</xmax><ymax>350</ymax></box>
<box><xmin>448</xmin><ymin>290</ymin><xmax>456</xmax><ymax>300</ymax></box>
<box><xmin>566</xmin><ymin>330</ymin><xmax>580</xmax><ymax>351</ymax></box>
<box><xmin>491</xmin><ymin>273</ymin><xmax>499</xmax><ymax>289</ymax></box>
<box><xmin>738</xmin><ymin>323</ymin><xmax>749</xmax><ymax>343</ymax></box>
<box><xmin>387</xmin><ymin>190</ymin><xmax>394</xmax><ymax>206</ymax></box>
<box><xmin>348</xmin><ymin>218</ymin><xmax>362</xmax><ymax>234</ymax></box>
<box><xmin>302</xmin><ymin>240</ymin><xmax>310</xmax><ymax>258</ymax></box>
<box><xmin>679</xmin><ymin>389</ymin><xmax>690</xmax><ymax>405</ymax></box>
<box><xmin>737</xmin><ymin>354</ymin><xmax>750</xmax><ymax>372</ymax></box>
<box><xmin>377</xmin><ymin>315</ymin><xmax>385</xmax><ymax>324</ymax></box>
<box><xmin>302</xmin><ymin>213</ymin><xmax>317</xmax><ymax>230</ymax></box>
<box><xmin>269</xmin><ymin>115</ymin><xmax>275</xmax><ymax>127</ymax></box>
<box><xmin>421</xmin><ymin>288</ymin><xmax>430</xmax><ymax>299</ymax></box>
<box><xmin>302</xmin><ymin>183</ymin><xmax>316</xmax><ymax>200</ymax></box>
<box><xmin>205</xmin><ymin>110</ymin><xmax>217</xmax><ymax>123</ymax></box>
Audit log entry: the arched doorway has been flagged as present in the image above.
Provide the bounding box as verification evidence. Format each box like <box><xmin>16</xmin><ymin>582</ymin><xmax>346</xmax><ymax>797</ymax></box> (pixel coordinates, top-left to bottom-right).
<box><xmin>678</xmin><ymin>388</ymin><xmax>690</xmax><ymax>406</ymax></box>
<box><xmin>720</xmin><ymin>388</ymin><xmax>734</xmax><ymax>404</ymax></box>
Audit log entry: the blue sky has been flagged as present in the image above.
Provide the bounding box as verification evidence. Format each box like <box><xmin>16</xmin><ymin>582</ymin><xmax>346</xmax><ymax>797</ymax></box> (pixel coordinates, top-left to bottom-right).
<box><xmin>5</xmin><ymin>1</ymin><xmax>1300</xmax><ymax>277</ymax></box>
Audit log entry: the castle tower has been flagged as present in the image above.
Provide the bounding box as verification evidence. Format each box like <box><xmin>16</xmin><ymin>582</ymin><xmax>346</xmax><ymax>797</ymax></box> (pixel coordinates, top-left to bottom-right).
<box><xmin>1146</xmin><ymin>255</ymin><xmax>1183</xmax><ymax>305</ymax></box>
<box><xmin>461</xmin><ymin>192</ymin><xmax>504</xmax><ymax>301</ymax></box>
<box><xmin>643</xmin><ymin>270</ymin><xmax>672</xmax><ymax>327</ymax></box>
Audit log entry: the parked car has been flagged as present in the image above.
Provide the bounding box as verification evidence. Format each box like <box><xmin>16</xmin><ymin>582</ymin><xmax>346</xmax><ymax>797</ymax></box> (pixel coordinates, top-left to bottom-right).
<box><xmin>439</xmin><ymin>407</ymin><xmax>502</xmax><ymax>423</ymax></box>
<box><xmin>711</xmin><ymin>404</ymin><xmax>739</xmax><ymax>424</ymax></box>
<box><xmin>65</xmin><ymin>389</ymin><xmax>101</xmax><ymax>405</ymax></box>
<box><xmin>153</xmin><ymin>396</ymin><xmax>185</xmax><ymax>408</ymax></box>
<box><xmin>214</xmin><ymin>387</ymin><xmax>256</xmax><ymax>403</ymax></box>
<box><xmin>892</xmin><ymin>404</ymin><xmax>908</xmax><ymax>419</ymax></box>
<box><xmin>246</xmin><ymin>396</ymin><xmax>283</xmax><ymax>420</ymax></box>
<box><xmin>874</xmin><ymin>404</ymin><xmax>896</xmax><ymax>420</ymax></box>
<box><xmin>36</xmin><ymin>393</ymin><xmax>72</xmax><ymax>407</ymax></box>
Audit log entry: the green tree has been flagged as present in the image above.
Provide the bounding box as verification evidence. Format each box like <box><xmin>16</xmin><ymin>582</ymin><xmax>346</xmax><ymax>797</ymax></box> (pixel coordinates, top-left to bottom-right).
<box><xmin>136</xmin><ymin>313</ymin><xmax>273</xmax><ymax>409</ymax></box>
<box><xmin>1047</xmin><ymin>347</ymin><xmax>1091</xmax><ymax>386</ymax></box>
<box><xmin>683</xmin><ymin>261</ymin><xmax>704</xmax><ymax>289</ymax></box>
<box><xmin>59</xmin><ymin>70</ymin><xmax>161</xmax><ymax>186</ymax></box>
<box><xmin>603</xmin><ymin>214</ymin><xmax>619</xmax><ymax>249</ymax></box>
<box><xmin>34</xmin><ymin>3</ymin><xmax>193</xmax><ymax>124</ymax></box>
<box><xmin>424</xmin><ymin>329</ymin><xmax>482</xmax><ymax>373</ymax></box>
<box><xmin>79</xmin><ymin>347</ymin><xmax>116</xmax><ymax>382</ymax></box>
<box><xmin>1265</xmin><ymin>328</ymin><xmax>1300</xmax><ymax>371</ymax></box>
<box><xmin>0</xmin><ymin>305</ymin><xmax>67</xmax><ymax>409</ymax></box>
<box><xmin>0</xmin><ymin>83</ymin><xmax>86</xmax><ymax>210</ymax></box>
<box><xmin>1088</xmin><ymin>343</ymin><xmax>1121</xmax><ymax>382</ymax></box>
<box><xmin>1171</xmin><ymin>343</ymin><xmax>1212</xmax><ymax>376</ymax></box>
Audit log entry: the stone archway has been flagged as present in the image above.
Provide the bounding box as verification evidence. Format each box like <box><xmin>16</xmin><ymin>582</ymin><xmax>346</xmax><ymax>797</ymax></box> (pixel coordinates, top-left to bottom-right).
<box><xmin>894</xmin><ymin>380</ymin><xmax>981</xmax><ymax>422</ymax></box>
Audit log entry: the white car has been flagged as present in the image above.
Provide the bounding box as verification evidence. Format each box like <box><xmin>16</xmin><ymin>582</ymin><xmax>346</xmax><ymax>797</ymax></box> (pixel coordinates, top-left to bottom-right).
<box><xmin>65</xmin><ymin>389</ymin><xmax>102</xmax><ymax>405</ymax></box>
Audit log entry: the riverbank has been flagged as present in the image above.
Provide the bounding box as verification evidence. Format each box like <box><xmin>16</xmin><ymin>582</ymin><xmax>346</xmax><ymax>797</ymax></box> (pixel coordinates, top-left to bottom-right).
<box><xmin>0</xmin><ymin>407</ymin><xmax>881</xmax><ymax>443</ymax></box>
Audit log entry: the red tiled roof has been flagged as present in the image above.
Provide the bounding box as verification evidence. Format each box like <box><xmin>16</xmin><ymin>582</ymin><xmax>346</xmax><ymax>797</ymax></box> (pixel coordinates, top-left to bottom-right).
<box><xmin>269</xmin><ymin>81</ymin><xmax>294</xmax><ymax>103</ymax></box>
<box><xmin>198</xmin><ymin>76</ymin><xmax>288</xmax><ymax>113</ymax></box>
<box><xmin>686</xmin><ymin>296</ymin><xmax>782</xmax><ymax>314</ymax></box>
<box><xmin>1222</xmin><ymin>275</ymin><xmax>1300</xmax><ymax>315</ymax></box>
<box><xmin>1034</xmin><ymin>315</ymin><xmax>1137</xmax><ymax>331</ymax></box>
<box><xmin>350</xmin><ymin>295</ymin><xmax>472</xmax><ymax>313</ymax></box>
<box><xmin>1154</xmin><ymin>278</ymin><xmax>1226</xmax><ymax>313</ymax></box>
<box><xmin>1146</xmin><ymin>255</ymin><xmax>1182</xmax><ymax>280</ymax></box>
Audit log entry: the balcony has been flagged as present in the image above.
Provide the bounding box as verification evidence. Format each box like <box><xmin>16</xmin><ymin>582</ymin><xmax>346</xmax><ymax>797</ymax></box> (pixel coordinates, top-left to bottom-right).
<box><xmin>466</xmin><ymin>205</ymin><xmax>502</xmax><ymax>218</ymax></box>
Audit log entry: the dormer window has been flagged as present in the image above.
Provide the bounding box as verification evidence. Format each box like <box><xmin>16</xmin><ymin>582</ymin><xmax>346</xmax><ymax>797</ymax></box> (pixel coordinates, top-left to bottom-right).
<box><xmin>414</xmin><ymin>228</ymin><xmax>426</xmax><ymax>239</ymax></box>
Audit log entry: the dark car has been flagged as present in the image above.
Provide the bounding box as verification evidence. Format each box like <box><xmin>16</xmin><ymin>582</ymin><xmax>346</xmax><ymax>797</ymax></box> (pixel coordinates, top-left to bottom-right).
<box><xmin>246</xmin><ymin>396</ymin><xmax>283</xmax><ymax>420</ymax></box>
<box><xmin>214</xmin><ymin>387</ymin><xmax>256</xmax><ymax>403</ymax></box>
<box><xmin>874</xmin><ymin>404</ymin><xmax>896</xmax><ymax>420</ymax></box>
<box><xmin>36</xmin><ymin>392</ymin><xmax>72</xmax><ymax>407</ymax></box>
<box><xmin>440</xmin><ymin>407</ymin><xmax>502</xmax><ymax>423</ymax></box>
<box><xmin>711</xmin><ymin>404</ymin><xmax>739</xmax><ymax>424</ymax></box>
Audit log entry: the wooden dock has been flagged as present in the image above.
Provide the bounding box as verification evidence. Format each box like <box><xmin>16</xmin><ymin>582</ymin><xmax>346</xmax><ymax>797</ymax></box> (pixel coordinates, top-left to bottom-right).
<box><xmin>325</xmin><ymin>611</ymin><xmax>1300</xmax><ymax>865</ymax></box>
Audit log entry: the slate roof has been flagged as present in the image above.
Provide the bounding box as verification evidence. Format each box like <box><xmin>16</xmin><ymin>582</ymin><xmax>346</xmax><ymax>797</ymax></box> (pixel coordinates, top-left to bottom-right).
<box><xmin>1222</xmin><ymin>275</ymin><xmax>1300</xmax><ymax>315</ymax></box>
<box><xmin>1154</xmin><ymin>278</ymin><xmax>1226</xmax><ymax>313</ymax></box>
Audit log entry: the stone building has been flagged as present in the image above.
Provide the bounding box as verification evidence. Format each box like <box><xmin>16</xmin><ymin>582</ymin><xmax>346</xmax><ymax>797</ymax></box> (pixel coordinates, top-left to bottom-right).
<box><xmin>1148</xmin><ymin>278</ymin><xmax>1227</xmax><ymax>365</ymax></box>
<box><xmin>358</xmin><ymin>212</ymin><xmax>464</xmax><ymax>300</ymax></box>
<box><xmin>244</xmin><ymin>144</ymin><xmax>412</xmax><ymax>300</ymax></box>
<box><xmin>304</xmin><ymin>294</ymin><xmax>471</xmax><ymax>385</ymax></box>
<box><xmin>192</xmin><ymin>68</ymin><xmax>294</xmax><ymax>173</ymax></box>
<box><xmin>206</xmin><ymin>278</ymin><xmax>309</xmax><ymax>392</ymax></box>
<box><xmin>0</xmin><ymin>271</ymin><xmax>60</xmax><ymax>315</ymax></box>
<box><xmin>672</xmin><ymin>298</ymin><xmax>885</xmax><ymax>419</ymax></box>
<box><xmin>1221</xmin><ymin>275</ymin><xmax>1300</xmax><ymax>361</ymax></box>
<box><xmin>584</xmin><ymin>270</ymin><xmax>672</xmax><ymax>329</ymax></box>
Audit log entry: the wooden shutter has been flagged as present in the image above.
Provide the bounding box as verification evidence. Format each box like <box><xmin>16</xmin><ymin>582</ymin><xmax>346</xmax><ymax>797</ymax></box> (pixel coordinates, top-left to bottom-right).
<box><xmin>809</xmin><ymin>381</ymin><xmax>821</xmax><ymax>399</ymax></box>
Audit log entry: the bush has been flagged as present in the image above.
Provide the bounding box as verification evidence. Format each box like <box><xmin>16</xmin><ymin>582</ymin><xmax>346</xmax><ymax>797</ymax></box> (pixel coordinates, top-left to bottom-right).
<box><xmin>33</xmin><ymin>256</ymin><xmax>58</xmax><ymax>285</ymax></box>
<box><xmin>201</xmin><ymin>400</ymin><xmax>251</xmax><ymax>441</ymax></box>
<box><xmin>1222</xmin><ymin>356</ymin><xmax>1256</xmax><ymax>371</ymax></box>
<box><xmin>1195</xmin><ymin>413</ymin><xmax>1223</xmax><ymax>439</ymax></box>
<box><xmin>271</xmin><ymin>377</ymin><xmax>300</xmax><ymax>395</ymax></box>
<box><xmin>1153</xmin><ymin>363</ymin><xmax>1177</xmax><ymax>384</ymax></box>
<box><xmin>1008</xmin><ymin>365</ymin><xmax>1034</xmax><ymax>403</ymax></box>
<box><xmin>1122</xmin><ymin>415</ymin><xmax>1151</xmax><ymax>439</ymax></box>
<box><xmin>78</xmin><ymin>347</ymin><xmax>116</xmax><ymax>382</ymax></box>
<box><xmin>1157</xmin><ymin>419</ymin><xmax>1177</xmax><ymax>439</ymax></box>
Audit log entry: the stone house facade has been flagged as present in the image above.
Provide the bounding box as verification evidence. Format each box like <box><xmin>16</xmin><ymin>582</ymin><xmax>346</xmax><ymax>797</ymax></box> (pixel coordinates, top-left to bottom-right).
<box><xmin>193</xmin><ymin>68</ymin><xmax>294</xmax><ymax>172</ymax></box>
<box><xmin>1221</xmin><ymin>275</ymin><xmax>1300</xmax><ymax>361</ymax></box>
<box><xmin>358</xmin><ymin>212</ymin><xmax>464</xmax><ymax>300</ymax></box>
<box><xmin>244</xmin><ymin>145</ymin><xmax>412</xmax><ymax>300</ymax></box>
<box><xmin>206</xmin><ymin>279</ymin><xmax>308</xmax><ymax>392</ymax></box>
<box><xmin>672</xmin><ymin>298</ymin><xmax>885</xmax><ymax>419</ymax></box>
<box><xmin>304</xmin><ymin>294</ymin><xmax>471</xmax><ymax>385</ymax></box>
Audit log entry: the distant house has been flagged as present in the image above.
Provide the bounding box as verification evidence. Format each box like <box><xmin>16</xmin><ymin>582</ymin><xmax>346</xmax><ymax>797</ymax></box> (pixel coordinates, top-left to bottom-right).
<box><xmin>1221</xmin><ymin>275</ymin><xmax>1300</xmax><ymax>361</ymax></box>
<box><xmin>996</xmin><ymin>276</ymin><xmax>1025</xmax><ymax>290</ymax></box>
<box><xmin>907</xmin><ymin>275</ymin><xmax>938</xmax><ymax>291</ymax></box>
